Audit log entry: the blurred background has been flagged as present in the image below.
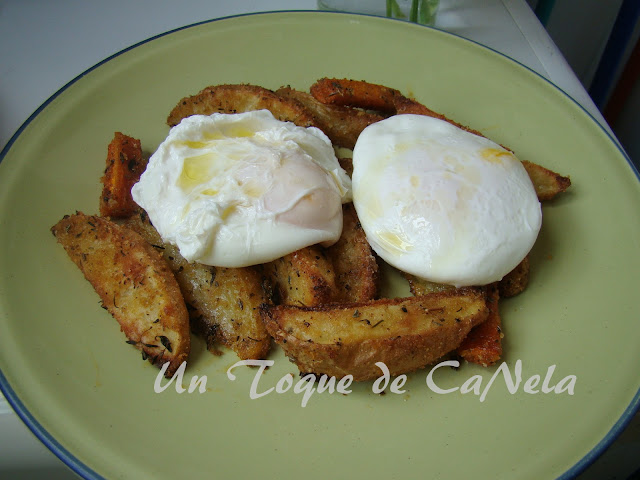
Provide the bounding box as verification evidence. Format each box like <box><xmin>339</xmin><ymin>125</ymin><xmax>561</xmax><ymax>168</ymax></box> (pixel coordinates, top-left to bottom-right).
<box><xmin>526</xmin><ymin>0</ymin><xmax>640</xmax><ymax>171</ymax></box>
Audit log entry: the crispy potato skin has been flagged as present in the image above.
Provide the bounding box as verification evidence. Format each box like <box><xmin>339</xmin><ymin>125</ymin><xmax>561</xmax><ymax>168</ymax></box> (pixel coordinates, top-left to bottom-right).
<box><xmin>522</xmin><ymin>160</ymin><xmax>571</xmax><ymax>201</ymax></box>
<box><xmin>408</xmin><ymin>278</ymin><xmax>504</xmax><ymax>366</ymax></box>
<box><xmin>275</xmin><ymin>86</ymin><xmax>384</xmax><ymax>149</ymax></box>
<box><xmin>263</xmin><ymin>245</ymin><xmax>337</xmax><ymax>307</ymax></box>
<box><xmin>262</xmin><ymin>288</ymin><xmax>488</xmax><ymax>381</ymax></box>
<box><xmin>99</xmin><ymin>132</ymin><xmax>147</xmax><ymax>218</ymax></box>
<box><xmin>121</xmin><ymin>212</ymin><xmax>271</xmax><ymax>360</ymax></box>
<box><xmin>325</xmin><ymin>203</ymin><xmax>379</xmax><ymax>303</ymax></box>
<box><xmin>407</xmin><ymin>255</ymin><xmax>530</xmax><ymax>300</ymax></box>
<box><xmin>456</xmin><ymin>284</ymin><xmax>503</xmax><ymax>366</ymax></box>
<box><xmin>405</xmin><ymin>274</ymin><xmax>455</xmax><ymax>296</ymax></box>
<box><xmin>263</xmin><ymin>204</ymin><xmax>378</xmax><ymax>306</ymax></box>
<box><xmin>51</xmin><ymin>213</ymin><xmax>189</xmax><ymax>376</ymax></box>
<box><xmin>167</xmin><ymin>84</ymin><xmax>318</xmax><ymax>128</ymax></box>
<box><xmin>498</xmin><ymin>256</ymin><xmax>530</xmax><ymax>298</ymax></box>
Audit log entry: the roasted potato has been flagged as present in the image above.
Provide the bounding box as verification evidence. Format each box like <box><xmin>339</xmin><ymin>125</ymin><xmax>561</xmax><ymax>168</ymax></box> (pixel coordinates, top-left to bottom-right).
<box><xmin>167</xmin><ymin>84</ymin><xmax>317</xmax><ymax>129</ymax></box>
<box><xmin>407</xmin><ymin>278</ymin><xmax>503</xmax><ymax>366</ymax></box>
<box><xmin>51</xmin><ymin>213</ymin><xmax>190</xmax><ymax>376</ymax></box>
<box><xmin>325</xmin><ymin>203</ymin><xmax>379</xmax><ymax>303</ymax></box>
<box><xmin>261</xmin><ymin>288</ymin><xmax>488</xmax><ymax>381</ymax></box>
<box><xmin>497</xmin><ymin>256</ymin><xmax>530</xmax><ymax>298</ymax></box>
<box><xmin>405</xmin><ymin>274</ymin><xmax>455</xmax><ymax>296</ymax></box>
<box><xmin>522</xmin><ymin>160</ymin><xmax>571</xmax><ymax>201</ymax></box>
<box><xmin>263</xmin><ymin>245</ymin><xmax>337</xmax><ymax>307</ymax></box>
<box><xmin>121</xmin><ymin>211</ymin><xmax>271</xmax><ymax>360</ymax></box>
<box><xmin>275</xmin><ymin>86</ymin><xmax>384</xmax><ymax>149</ymax></box>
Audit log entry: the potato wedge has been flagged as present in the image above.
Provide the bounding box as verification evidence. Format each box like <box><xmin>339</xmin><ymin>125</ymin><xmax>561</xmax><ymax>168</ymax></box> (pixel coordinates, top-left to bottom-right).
<box><xmin>275</xmin><ymin>86</ymin><xmax>384</xmax><ymax>149</ymax></box>
<box><xmin>456</xmin><ymin>284</ymin><xmax>502</xmax><ymax>366</ymax></box>
<box><xmin>407</xmin><ymin>255</ymin><xmax>529</xmax><ymax>300</ymax></box>
<box><xmin>522</xmin><ymin>160</ymin><xmax>571</xmax><ymax>201</ymax></box>
<box><xmin>263</xmin><ymin>245</ymin><xmax>337</xmax><ymax>306</ymax></box>
<box><xmin>497</xmin><ymin>255</ymin><xmax>530</xmax><ymax>298</ymax></box>
<box><xmin>261</xmin><ymin>288</ymin><xmax>488</xmax><ymax>381</ymax></box>
<box><xmin>51</xmin><ymin>213</ymin><xmax>189</xmax><ymax>376</ymax></box>
<box><xmin>407</xmin><ymin>277</ymin><xmax>503</xmax><ymax>366</ymax></box>
<box><xmin>167</xmin><ymin>84</ymin><xmax>317</xmax><ymax>128</ymax></box>
<box><xmin>121</xmin><ymin>212</ymin><xmax>271</xmax><ymax>360</ymax></box>
<box><xmin>325</xmin><ymin>203</ymin><xmax>379</xmax><ymax>303</ymax></box>
<box><xmin>99</xmin><ymin>132</ymin><xmax>147</xmax><ymax>218</ymax></box>
<box><xmin>405</xmin><ymin>274</ymin><xmax>455</xmax><ymax>296</ymax></box>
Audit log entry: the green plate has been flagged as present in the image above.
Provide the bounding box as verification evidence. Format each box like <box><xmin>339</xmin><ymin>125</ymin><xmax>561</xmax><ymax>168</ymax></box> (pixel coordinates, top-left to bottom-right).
<box><xmin>1</xmin><ymin>11</ymin><xmax>639</xmax><ymax>480</ymax></box>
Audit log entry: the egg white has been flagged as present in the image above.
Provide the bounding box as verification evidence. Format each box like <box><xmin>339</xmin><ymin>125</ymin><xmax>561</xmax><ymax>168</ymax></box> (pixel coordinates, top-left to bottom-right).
<box><xmin>352</xmin><ymin>114</ymin><xmax>541</xmax><ymax>287</ymax></box>
<box><xmin>131</xmin><ymin>110</ymin><xmax>352</xmax><ymax>267</ymax></box>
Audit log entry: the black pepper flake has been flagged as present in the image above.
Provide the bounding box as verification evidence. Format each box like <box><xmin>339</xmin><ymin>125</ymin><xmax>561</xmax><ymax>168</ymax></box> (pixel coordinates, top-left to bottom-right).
<box><xmin>156</xmin><ymin>335</ymin><xmax>172</xmax><ymax>352</ymax></box>
<box><xmin>353</xmin><ymin>309</ymin><xmax>361</xmax><ymax>318</ymax></box>
<box><xmin>401</xmin><ymin>306</ymin><xmax>408</xmax><ymax>313</ymax></box>
<box><xmin>371</xmin><ymin>320</ymin><xmax>384</xmax><ymax>328</ymax></box>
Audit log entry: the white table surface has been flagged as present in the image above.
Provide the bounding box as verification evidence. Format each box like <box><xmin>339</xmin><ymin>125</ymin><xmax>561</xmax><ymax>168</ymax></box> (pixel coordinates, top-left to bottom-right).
<box><xmin>0</xmin><ymin>1</ymin><xmax>638</xmax><ymax>479</ymax></box>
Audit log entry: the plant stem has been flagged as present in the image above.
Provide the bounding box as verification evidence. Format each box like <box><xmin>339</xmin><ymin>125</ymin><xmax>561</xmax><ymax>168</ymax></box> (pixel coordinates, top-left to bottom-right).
<box><xmin>410</xmin><ymin>0</ymin><xmax>419</xmax><ymax>22</ymax></box>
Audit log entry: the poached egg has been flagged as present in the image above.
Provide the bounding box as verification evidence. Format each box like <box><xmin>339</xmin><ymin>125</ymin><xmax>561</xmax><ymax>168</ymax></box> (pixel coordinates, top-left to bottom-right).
<box><xmin>352</xmin><ymin>114</ymin><xmax>541</xmax><ymax>287</ymax></box>
<box><xmin>131</xmin><ymin>110</ymin><xmax>352</xmax><ymax>267</ymax></box>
